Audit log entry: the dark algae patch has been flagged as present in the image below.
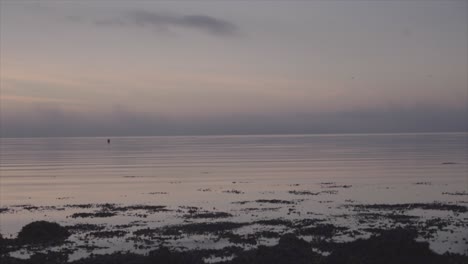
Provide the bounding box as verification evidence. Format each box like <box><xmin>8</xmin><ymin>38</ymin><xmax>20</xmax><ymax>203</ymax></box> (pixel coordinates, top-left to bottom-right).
<box><xmin>2</xmin><ymin>228</ymin><xmax>468</xmax><ymax>264</ymax></box>
<box><xmin>115</xmin><ymin>205</ymin><xmax>169</xmax><ymax>212</ymax></box>
<box><xmin>223</xmin><ymin>190</ymin><xmax>244</xmax><ymax>194</ymax></box>
<box><xmin>2</xmin><ymin>220</ymin><xmax>468</xmax><ymax>264</ymax></box>
<box><xmin>288</xmin><ymin>190</ymin><xmax>321</xmax><ymax>195</ymax></box>
<box><xmin>228</xmin><ymin>234</ymin><xmax>321</xmax><ymax>264</ymax></box>
<box><xmin>69</xmin><ymin>204</ymin><xmax>170</xmax><ymax>218</ymax></box>
<box><xmin>297</xmin><ymin>223</ymin><xmax>348</xmax><ymax>237</ymax></box>
<box><xmin>232</xmin><ymin>199</ymin><xmax>300</xmax><ymax>205</ymax></box>
<box><xmin>133</xmin><ymin>221</ymin><xmax>249</xmax><ymax>239</ymax></box>
<box><xmin>347</xmin><ymin>203</ymin><xmax>468</xmax><ymax>213</ymax></box>
<box><xmin>66</xmin><ymin>224</ymin><xmax>105</xmax><ymax>233</ymax></box>
<box><xmin>325</xmin><ymin>228</ymin><xmax>467</xmax><ymax>264</ymax></box>
<box><xmin>164</xmin><ymin>221</ymin><xmax>248</xmax><ymax>235</ymax></box>
<box><xmin>443</xmin><ymin>191</ymin><xmax>468</xmax><ymax>196</ymax></box>
<box><xmin>413</xmin><ymin>182</ymin><xmax>432</xmax><ymax>185</ymax></box>
<box><xmin>183</xmin><ymin>211</ymin><xmax>233</xmax><ymax>219</ymax></box>
<box><xmin>255</xmin><ymin>199</ymin><xmax>295</xmax><ymax>204</ymax></box>
<box><xmin>86</xmin><ymin>230</ymin><xmax>127</xmax><ymax>239</ymax></box>
<box><xmin>320</xmin><ymin>182</ymin><xmax>352</xmax><ymax>189</ymax></box>
<box><xmin>255</xmin><ymin>218</ymin><xmax>293</xmax><ymax>227</ymax></box>
<box><xmin>219</xmin><ymin>232</ymin><xmax>257</xmax><ymax>245</ymax></box>
<box><xmin>70</xmin><ymin>211</ymin><xmax>116</xmax><ymax>218</ymax></box>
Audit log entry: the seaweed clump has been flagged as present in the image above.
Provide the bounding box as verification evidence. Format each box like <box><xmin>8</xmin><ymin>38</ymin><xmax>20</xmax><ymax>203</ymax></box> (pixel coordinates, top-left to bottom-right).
<box><xmin>229</xmin><ymin>234</ymin><xmax>321</xmax><ymax>264</ymax></box>
<box><xmin>325</xmin><ymin>228</ymin><xmax>466</xmax><ymax>264</ymax></box>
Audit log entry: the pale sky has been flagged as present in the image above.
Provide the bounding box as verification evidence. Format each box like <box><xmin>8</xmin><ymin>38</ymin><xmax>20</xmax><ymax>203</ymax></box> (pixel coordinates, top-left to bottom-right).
<box><xmin>1</xmin><ymin>0</ymin><xmax>467</xmax><ymax>137</ymax></box>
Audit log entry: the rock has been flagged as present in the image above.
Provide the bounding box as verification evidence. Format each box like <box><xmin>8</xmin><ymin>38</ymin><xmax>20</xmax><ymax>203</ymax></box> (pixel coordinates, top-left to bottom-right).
<box><xmin>17</xmin><ymin>221</ymin><xmax>69</xmax><ymax>244</ymax></box>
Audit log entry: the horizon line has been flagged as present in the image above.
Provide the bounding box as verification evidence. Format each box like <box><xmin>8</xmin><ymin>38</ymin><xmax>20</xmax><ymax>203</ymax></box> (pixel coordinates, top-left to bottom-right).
<box><xmin>1</xmin><ymin>131</ymin><xmax>467</xmax><ymax>139</ymax></box>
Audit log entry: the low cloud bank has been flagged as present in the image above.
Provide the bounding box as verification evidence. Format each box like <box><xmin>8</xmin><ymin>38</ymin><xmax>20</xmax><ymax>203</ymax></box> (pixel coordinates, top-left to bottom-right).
<box><xmin>1</xmin><ymin>105</ymin><xmax>466</xmax><ymax>137</ymax></box>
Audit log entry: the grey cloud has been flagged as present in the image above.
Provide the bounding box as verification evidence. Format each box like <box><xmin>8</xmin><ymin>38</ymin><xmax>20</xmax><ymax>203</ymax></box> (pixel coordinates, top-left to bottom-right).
<box><xmin>1</xmin><ymin>105</ymin><xmax>466</xmax><ymax>137</ymax></box>
<box><xmin>94</xmin><ymin>10</ymin><xmax>238</xmax><ymax>36</ymax></box>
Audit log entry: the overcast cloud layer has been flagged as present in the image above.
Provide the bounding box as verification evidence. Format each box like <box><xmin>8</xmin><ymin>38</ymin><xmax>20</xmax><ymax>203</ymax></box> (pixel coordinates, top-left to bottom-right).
<box><xmin>0</xmin><ymin>1</ymin><xmax>467</xmax><ymax>137</ymax></box>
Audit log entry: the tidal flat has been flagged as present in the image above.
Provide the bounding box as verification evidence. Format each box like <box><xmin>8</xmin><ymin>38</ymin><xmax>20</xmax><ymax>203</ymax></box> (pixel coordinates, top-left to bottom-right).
<box><xmin>1</xmin><ymin>180</ymin><xmax>468</xmax><ymax>263</ymax></box>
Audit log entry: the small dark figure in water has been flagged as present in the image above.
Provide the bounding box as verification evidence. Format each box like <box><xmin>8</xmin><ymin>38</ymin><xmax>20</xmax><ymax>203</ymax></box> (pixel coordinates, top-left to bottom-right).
<box><xmin>107</xmin><ymin>139</ymin><xmax>110</xmax><ymax>144</ymax></box>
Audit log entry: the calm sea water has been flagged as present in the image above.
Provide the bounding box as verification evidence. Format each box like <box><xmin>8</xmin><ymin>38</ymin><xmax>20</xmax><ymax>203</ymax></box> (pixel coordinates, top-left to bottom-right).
<box><xmin>1</xmin><ymin>133</ymin><xmax>467</xmax><ymax>257</ymax></box>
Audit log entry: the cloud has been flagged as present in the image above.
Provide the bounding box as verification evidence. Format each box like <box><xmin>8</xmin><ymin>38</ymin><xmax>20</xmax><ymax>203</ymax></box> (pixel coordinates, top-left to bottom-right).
<box><xmin>94</xmin><ymin>10</ymin><xmax>238</xmax><ymax>36</ymax></box>
<box><xmin>1</xmin><ymin>104</ymin><xmax>466</xmax><ymax>137</ymax></box>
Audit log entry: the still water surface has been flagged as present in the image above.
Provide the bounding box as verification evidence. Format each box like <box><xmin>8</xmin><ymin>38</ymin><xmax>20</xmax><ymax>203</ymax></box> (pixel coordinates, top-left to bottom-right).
<box><xmin>0</xmin><ymin>133</ymin><xmax>467</xmax><ymax>257</ymax></box>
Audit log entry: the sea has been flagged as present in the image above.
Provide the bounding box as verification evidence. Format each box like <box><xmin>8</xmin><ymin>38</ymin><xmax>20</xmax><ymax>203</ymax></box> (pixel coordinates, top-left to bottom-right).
<box><xmin>0</xmin><ymin>133</ymin><xmax>467</xmax><ymax>259</ymax></box>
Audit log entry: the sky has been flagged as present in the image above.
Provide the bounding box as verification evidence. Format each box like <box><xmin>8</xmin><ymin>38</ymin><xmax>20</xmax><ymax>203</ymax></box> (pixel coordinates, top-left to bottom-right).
<box><xmin>0</xmin><ymin>0</ymin><xmax>467</xmax><ymax>137</ymax></box>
